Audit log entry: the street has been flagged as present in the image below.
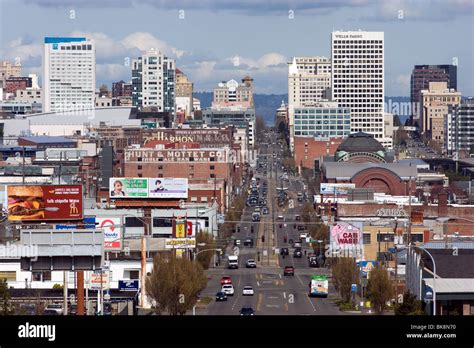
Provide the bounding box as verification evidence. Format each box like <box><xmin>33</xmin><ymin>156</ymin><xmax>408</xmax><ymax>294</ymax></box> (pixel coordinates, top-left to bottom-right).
<box><xmin>198</xmin><ymin>130</ymin><xmax>346</xmax><ymax>315</ymax></box>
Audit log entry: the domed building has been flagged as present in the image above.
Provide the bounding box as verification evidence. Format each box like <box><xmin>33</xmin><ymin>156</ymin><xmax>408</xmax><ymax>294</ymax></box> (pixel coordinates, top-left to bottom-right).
<box><xmin>335</xmin><ymin>132</ymin><xmax>391</xmax><ymax>163</ymax></box>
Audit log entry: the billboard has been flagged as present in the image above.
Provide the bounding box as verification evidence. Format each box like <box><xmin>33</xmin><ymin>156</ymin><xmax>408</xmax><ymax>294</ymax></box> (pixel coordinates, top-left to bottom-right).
<box><xmin>97</xmin><ymin>217</ymin><xmax>122</xmax><ymax>250</ymax></box>
<box><xmin>330</xmin><ymin>221</ymin><xmax>362</xmax><ymax>246</ymax></box>
<box><xmin>90</xmin><ymin>271</ymin><xmax>109</xmax><ymax>290</ymax></box>
<box><xmin>165</xmin><ymin>238</ymin><xmax>196</xmax><ymax>249</ymax></box>
<box><xmin>109</xmin><ymin>178</ymin><xmax>188</xmax><ymax>199</ymax></box>
<box><xmin>320</xmin><ymin>183</ymin><xmax>355</xmax><ymax>195</ymax></box>
<box><xmin>7</xmin><ymin>185</ymin><xmax>83</xmax><ymax>221</ymax></box>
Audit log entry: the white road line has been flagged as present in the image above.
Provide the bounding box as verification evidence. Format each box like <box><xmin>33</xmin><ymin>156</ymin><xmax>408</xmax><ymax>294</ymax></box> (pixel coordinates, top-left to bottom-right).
<box><xmin>283</xmin><ymin>292</ymin><xmax>286</xmax><ymax>299</ymax></box>
<box><xmin>279</xmin><ymin>274</ymin><xmax>282</xmax><ymax>279</ymax></box>
<box><xmin>296</xmin><ymin>274</ymin><xmax>305</xmax><ymax>287</ymax></box>
<box><xmin>257</xmin><ymin>281</ymin><xmax>260</xmax><ymax>287</ymax></box>
<box><xmin>306</xmin><ymin>294</ymin><xmax>317</xmax><ymax>312</ymax></box>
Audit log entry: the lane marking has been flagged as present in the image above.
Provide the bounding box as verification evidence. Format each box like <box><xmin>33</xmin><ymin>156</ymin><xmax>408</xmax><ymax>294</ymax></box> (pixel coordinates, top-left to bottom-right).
<box><xmin>257</xmin><ymin>281</ymin><xmax>260</xmax><ymax>287</ymax></box>
<box><xmin>256</xmin><ymin>293</ymin><xmax>263</xmax><ymax>312</ymax></box>
<box><xmin>305</xmin><ymin>293</ymin><xmax>317</xmax><ymax>312</ymax></box>
<box><xmin>283</xmin><ymin>292</ymin><xmax>286</xmax><ymax>299</ymax></box>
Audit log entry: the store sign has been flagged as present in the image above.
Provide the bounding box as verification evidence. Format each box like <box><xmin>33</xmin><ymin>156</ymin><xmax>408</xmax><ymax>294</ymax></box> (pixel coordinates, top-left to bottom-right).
<box><xmin>97</xmin><ymin>217</ymin><xmax>122</xmax><ymax>250</ymax></box>
<box><xmin>360</xmin><ymin>261</ymin><xmax>377</xmax><ymax>278</ymax></box>
<box><xmin>376</xmin><ymin>208</ymin><xmax>408</xmax><ymax>218</ymax></box>
<box><xmin>109</xmin><ymin>178</ymin><xmax>188</xmax><ymax>199</ymax></box>
<box><xmin>164</xmin><ymin>238</ymin><xmax>196</xmax><ymax>249</ymax></box>
<box><xmin>90</xmin><ymin>271</ymin><xmax>109</xmax><ymax>290</ymax></box>
<box><xmin>119</xmin><ymin>280</ymin><xmax>139</xmax><ymax>291</ymax></box>
<box><xmin>174</xmin><ymin>220</ymin><xmax>186</xmax><ymax>238</ymax></box>
<box><xmin>7</xmin><ymin>185</ymin><xmax>83</xmax><ymax>221</ymax></box>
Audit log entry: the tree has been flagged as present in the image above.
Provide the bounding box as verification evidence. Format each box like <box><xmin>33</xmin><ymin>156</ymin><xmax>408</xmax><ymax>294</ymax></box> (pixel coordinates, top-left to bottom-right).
<box><xmin>394</xmin><ymin>292</ymin><xmax>424</xmax><ymax>315</ymax></box>
<box><xmin>331</xmin><ymin>257</ymin><xmax>358</xmax><ymax>303</ymax></box>
<box><xmin>367</xmin><ymin>265</ymin><xmax>394</xmax><ymax>314</ymax></box>
<box><xmin>0</xmin><ymin>279</ymin><xmax>13</xmax><ymax>315</ymax></box>
<box><xmin>255</xmin><ymin>116</ymin><xmax>266</xmax><ymax>143</ymax></box>
<box><xmin>146</xmin><ymin>254</ymin><xmax>207</xmax><ymax>315</ymax></box>
<box><xmin>195</xmin><ymin>231</ymin><xmax>216</xmax><ymax>270</ymax></box>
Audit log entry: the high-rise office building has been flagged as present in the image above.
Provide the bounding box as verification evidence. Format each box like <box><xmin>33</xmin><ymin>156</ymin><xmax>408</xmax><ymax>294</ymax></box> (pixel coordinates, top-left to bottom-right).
<box><xmin>287</xmin><ymin>56</ymin><xmax>331</xmax><ymax>150</ymax></box>
<box><xmin>446</xmin><ymin>98</ymin><xmax>474</xmax><ymax>156</ymax></box>
<box><xmin>43</xmin><ymin>37</ymin><xmax>96</xmax><ymax>113</ymax></box>
<box><xmin>410</xmin><ymin>64</ymin><xmax>457</xmax><ymax>122</ymax></box>
<box><xmin>331</xmin><ymin>31</ymin><xmax>385</xmax><ymax>140</ymax></box>
<box><xmin>132</xmin><ymin>49</ymin><xmax>175</xmax><ymax>114</ymax></box>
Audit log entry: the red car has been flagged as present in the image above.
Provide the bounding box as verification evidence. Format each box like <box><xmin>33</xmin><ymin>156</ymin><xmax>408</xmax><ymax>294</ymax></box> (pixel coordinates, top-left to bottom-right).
<box><xmin>220</xmin><ymin>276</ymin><xmax>233</xmax><ymax>285</ymax></box>
<box><xmin>283</xmin><ymin>266</ymin><xmax>295</xmax><ymax>276</ymax></box>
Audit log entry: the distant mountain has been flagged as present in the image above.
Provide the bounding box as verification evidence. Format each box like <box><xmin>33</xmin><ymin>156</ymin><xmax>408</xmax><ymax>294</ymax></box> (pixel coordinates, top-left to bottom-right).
<box><xmin>193</xmin><ymin>92</ymin><xmax>412</xmax><ymax>125</ymax></box>
<box><xmin>193</xmin><ymin>92</ymin><xmax>286</xmax><ymax>125</ymax></box>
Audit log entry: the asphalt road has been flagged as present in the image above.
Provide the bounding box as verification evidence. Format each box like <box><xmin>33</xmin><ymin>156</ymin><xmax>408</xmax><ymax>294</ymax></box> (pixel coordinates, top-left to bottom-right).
<box><xmin>199</xmin><ymin>130</ymin><xmax>346</xmax><ymax>316</ymax></box>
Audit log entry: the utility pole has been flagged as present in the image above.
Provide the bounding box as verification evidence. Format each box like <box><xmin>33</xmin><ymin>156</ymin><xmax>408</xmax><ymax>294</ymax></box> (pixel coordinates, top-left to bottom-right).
<box><xmin>408</xmin><ymin>176</ymin><xmax>412</xmax><ymax>247</ymax></box>
<box><xmin>22</xmin><ymin>146</ymin><xmax>25</xmax><ymax>184</ymax></box>
<box><xmin>63</xmin><ymin>271</ymin><xmax>68</xmax><ymax>315</ymax></box>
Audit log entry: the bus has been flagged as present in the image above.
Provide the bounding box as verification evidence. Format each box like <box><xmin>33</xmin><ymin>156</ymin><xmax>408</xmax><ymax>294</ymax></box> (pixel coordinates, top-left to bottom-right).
<box><xmin>309</xmin><ymin>275</ymin><xmax>328</xmax><ymax>298</ymax></box>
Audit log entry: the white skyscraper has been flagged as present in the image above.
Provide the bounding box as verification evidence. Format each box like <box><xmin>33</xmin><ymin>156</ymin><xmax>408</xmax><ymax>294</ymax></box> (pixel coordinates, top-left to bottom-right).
<box><xmin>331</xmin><ymin>31</ymin><xmax>385</xmax><ymax>141</ymax></box>
<box><xmin>132</xmin><ymin>49</ymin><xmax>175</xmax><ymax>114</ymax></box>
<box><xmin>43</xmin><ymin>37</ymin><xmax>96</xmax><ymax>113</ymax></box>
<box><xmin>288</xmin><ymin>56</ymin><xmax>332</xmax><ymax>150</ymax></box>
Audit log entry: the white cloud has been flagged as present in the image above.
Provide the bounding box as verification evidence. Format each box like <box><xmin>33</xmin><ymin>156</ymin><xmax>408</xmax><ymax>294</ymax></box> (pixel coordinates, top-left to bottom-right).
<box><xmin>122</xmin><ymin>32</ymin><xmax>185</xmax><ymax>58</ymax></box>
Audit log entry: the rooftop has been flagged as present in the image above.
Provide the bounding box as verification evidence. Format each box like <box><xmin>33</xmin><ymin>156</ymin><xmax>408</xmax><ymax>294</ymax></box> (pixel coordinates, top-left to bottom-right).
<box><xmin>19</xmin><ymin>136</ymin><xmax>75</xmax><ymax>144</ymax></box>
<box><xmin>323</xmin><ymin>162</ymin><xmax>417</xmax><ymax>180</ymax></box>
<box><xmin>424</xmin><ymin>278</ymin><xmax>474</xmax><ymax>293</ymax></box>
<box><xmin>337</xmin><ymin>132</ymin><xmax>385</xmax><ymax>153</ymax></box>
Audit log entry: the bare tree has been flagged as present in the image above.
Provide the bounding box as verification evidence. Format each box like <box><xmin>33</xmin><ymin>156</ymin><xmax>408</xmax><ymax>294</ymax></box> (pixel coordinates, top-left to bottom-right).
<box><xmin>196</xmin><ymin>231</ymin><xmax>216</xmax><ymax>270</ymax></box>
<box><xmin>146</xmin><ymin>254</ymin><xmax>207</xmax><ymax>315</ymax></box>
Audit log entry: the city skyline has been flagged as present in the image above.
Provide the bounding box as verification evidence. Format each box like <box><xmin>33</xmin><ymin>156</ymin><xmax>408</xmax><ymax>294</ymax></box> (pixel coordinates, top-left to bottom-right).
<box><xmin>0</xmin><ymin>0</ymin><xmax>473</xmax><ymax>95</ymax></box>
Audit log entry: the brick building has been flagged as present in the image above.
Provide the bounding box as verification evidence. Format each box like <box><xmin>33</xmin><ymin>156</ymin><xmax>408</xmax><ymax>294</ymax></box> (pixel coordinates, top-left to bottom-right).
<box><xmin>294</xmin><ymin>136</ymin><xmax>343</xmax><ymax>169</ymax></box>
<box><xmin>4</xmin><ymin>76</ymin><xmax>31</xmax><ymax>94</ymax></box>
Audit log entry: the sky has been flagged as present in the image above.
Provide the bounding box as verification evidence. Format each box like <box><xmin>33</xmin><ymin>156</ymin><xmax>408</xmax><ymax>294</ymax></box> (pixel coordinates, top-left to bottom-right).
<box><xmin>0</xmin><ymin>0</ymin><xmax>473</xmax><ymax>96</ymax></box>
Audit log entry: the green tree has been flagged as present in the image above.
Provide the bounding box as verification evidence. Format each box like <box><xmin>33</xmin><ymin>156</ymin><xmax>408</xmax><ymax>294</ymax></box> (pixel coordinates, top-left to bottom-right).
<box><xmin>367</xmin><ymin>265</ymin><xmax>394</xmax><ymax>314</ymax></box>
<box><xmin>331</xmin><ymin>257</ymin><xmax>358</xmax><ymax>303</ymax></box>
<box><xmin>255</xmin><ymin>116</ymin><xmax>266</xmax><ymax>143</ymax></box>
<box><xmin>195</xmin><ymin>231</ymin><xmax>216</xmax><ymax>270</ymax></box>
<box><xmin>394</xmin><ymin>292</ymin><xmax>424</xmax><ymax>315</ymax></box>
<box><xmin>146</xmin><ymin>254</ymin><xmax>207</xmax><ymax>315</ymax></box>
<box><xmin>0</xmin><ymin>279</ymin><xmax>13</xmax><ymax>315</ymax></box>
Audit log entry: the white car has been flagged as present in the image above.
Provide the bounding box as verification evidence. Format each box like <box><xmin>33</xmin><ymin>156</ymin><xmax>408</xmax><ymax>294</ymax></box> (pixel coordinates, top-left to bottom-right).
<box><xmin>242</xmin><ymin>286</ymin><xmax>254</xmax><ymax>296</ymax></box>
<box><xmin>221</xmin><ymin>284</ymin><xmax>235</xmax><ymax>296</ymax></box>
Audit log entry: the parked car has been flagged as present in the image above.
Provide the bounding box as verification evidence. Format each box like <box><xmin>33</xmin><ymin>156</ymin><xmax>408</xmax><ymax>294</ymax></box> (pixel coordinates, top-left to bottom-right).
<box><xmin>221</xmin><ymin>284</ymin><xmax>235</xmax><ymax>296</ymax></box>
<box><xmin>295</xmin><ymin>215</ymin><xmax>301</xmax><ymax>221</ymax></box>
<box><xmin>283</xmin><ymin>266</ymin><xmax>295</xmax><ymax>276</ymax></box>
<box><xmin>242</xmin><ymin>286</ymin><xmax>255</xmax><ymax>296</ymax></box>
<box><xmin>45</xmin><ymin>304</ymin><xmax>63</xmax><ymax>315</ymax></box>
<box><xmin>220</xmin><ymin>276</ymin><xmax>233</xmax><ymax>285</ymax></box>
<box><xmin>215</xmin><ymin>292</ymin><xmax>228</xmax><ymax>302</ymax></box>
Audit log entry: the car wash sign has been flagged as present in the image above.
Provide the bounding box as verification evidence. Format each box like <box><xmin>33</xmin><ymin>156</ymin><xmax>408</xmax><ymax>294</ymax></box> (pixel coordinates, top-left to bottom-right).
<box><xmin>331</xmin><ymin>221</ymin><xmax>362</xmax><ymax>246</ymax></box>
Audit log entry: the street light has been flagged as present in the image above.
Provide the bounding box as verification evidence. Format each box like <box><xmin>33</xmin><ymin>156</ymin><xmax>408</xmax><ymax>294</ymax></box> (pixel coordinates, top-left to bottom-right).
<box><xmin>410</xmin><ymin>245</ymin><xmax>437</xmax><ymax>315</ymax></box>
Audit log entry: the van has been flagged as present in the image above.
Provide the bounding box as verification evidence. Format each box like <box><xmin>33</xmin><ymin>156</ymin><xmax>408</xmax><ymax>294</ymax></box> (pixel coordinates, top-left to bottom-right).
<box><xmin>228</xmin><ymin>255</ymin><xmax>239</xmax><ymax>269</ymax></box>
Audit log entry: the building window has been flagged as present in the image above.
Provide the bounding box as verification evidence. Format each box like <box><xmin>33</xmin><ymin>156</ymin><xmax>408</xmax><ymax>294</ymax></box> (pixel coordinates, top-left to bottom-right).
<box><xmin>158</xmin><ymin>174</ymin><xmax>163</xmax><ymax>178</ymax></box>
<box><xmin>158</xmin><ymin>165</ymin><xmax>163</xmax><ymax>170</ymax></box>
<box><xmin>201</xmin><ymin>197</ymin><xmax>208</xmax><ymax>202</ymax></box>
<box><xmin>363</xmin><ymin>234</ymin><xmax>371</xmax><ymax>244</ymax></box>
<box><xmin>210</xmin><ymin>174</ymin><xmax>215</xmax><ymax>178</ymax></box>
<box><xmin>191</xmin><ymin>197</ymin><xmax>198</xmax><ymax>202</ymax></box>
<box><xmin>138</xmin><ymin>165</ymin><xmax>142</xmax><ymax>170</ymax></box>
<box><xmin>210</xmin><ymin>165</ymin><xmax>215</xmax><ymax>170</ymax></box>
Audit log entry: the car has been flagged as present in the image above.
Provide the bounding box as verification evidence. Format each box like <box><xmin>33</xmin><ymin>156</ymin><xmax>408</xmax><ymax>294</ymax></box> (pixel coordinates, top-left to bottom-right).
<box><xmin>293</xmin><ymin>249</ymin><xmax>303</xmax><ymax>258</ymax></box>
<box><xmin>239</xmin><ymin>307</ymin><xmax>255</xmax><ymax>316</ymax></box>
<box><xmin>242</xmin><ymin>286</ymin><xmax>254</xmax><ymax>296</ymax></box>
<box><xmin>43</xmin><ymin>309</ymin><xmax>60</xmax><ymax>315</ymax></box>
<box><xmin>295</xmin><ymin>215</ymin><xmax>301</xmax><ymax>221</ymax></box>
<box><xmin>283</xmin><ymin>266</ymin><xmax>295</xmax><ymax>276</ymax></box>
<box><xmin>277</xmin><ymin>215</ymin><xmax>284</xmax><ymax>221</ymax></box>
<box><xmin>280</xmin><ymin>248</ymin><xmax>289</xmax><ymax>256</ymax></box>
<box><xmin>262</xmin><ymin>207</ymin><xmax>269</xmax><ymax>215</ymax></box>
<box><xmin>220</xmin><ymin>276</ymin><xmax>232</xmax><ymax>285</ymax></box>
<box><xmin>221</xmin><ymin>284</ymin><xmax>235</xmax><ymax>296</ymax></box>
<box><xmin>45</xmin><ymin>304</ymin><xmax>63</xmax><ymax>315</ymax></box>
<box><xmin>246</xmin><ymin>259</ymin><xmax>257</xmax><ymax>268</ymax></box>
<box><xmin>288</xmin><ymin>239</ymin><xmax>294</xmax><ymax>245</ymax></box>
<box><xmin>297</xmin><ymin>225</ymin><xmax>305</xmax><ymax>231</ymax></box>
<box><xmin>215</xmin><ymin>292</ymin><xmax>228</xmax><ymax>302</ymax></box>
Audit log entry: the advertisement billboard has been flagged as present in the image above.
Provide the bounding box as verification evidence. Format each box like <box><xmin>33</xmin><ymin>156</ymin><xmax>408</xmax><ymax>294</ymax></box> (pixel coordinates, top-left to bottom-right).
<box><xmin>164</xmin><ymin>238</ymin><xmax>196</xmax><ymax>249</ymax></box>
<box><xmin>97</xmin><ymin>217</ymin><xmax>122</xmax><ymax>250</ymax></box>
<box><xmin>330</xmin><ymin>221</ymin><xmax>362</xmax><ymax>246</ymax></box>
<box><xmin>90</xmin><ymin>271</ymin><xmax>109</xmax><ymax>290</ymax></box>
<box><xmin>7</xmin><ymin>185</ymin><xmax>83</xmax><ymax>221</ymax></box>
<box><xmin>109</xmin><ymin>178</ymin><xmax>188</xmax><ymax>199</ymax></box>
<box><xmin>320</xmin><ymin>183</ymin><xmax>355</xmax><ymax>195</ymax></box>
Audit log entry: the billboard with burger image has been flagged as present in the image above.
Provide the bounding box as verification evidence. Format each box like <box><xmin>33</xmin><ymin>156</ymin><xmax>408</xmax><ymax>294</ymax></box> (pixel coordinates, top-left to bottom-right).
<box><xmin>7</xmin><ymin>185</ymin><xmax>83</xmax><ymax>221</ymax></box>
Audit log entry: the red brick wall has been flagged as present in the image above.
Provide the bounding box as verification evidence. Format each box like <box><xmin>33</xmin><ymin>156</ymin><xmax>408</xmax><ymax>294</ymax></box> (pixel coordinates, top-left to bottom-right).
<box><xmin>294</xmin><ymin>137</ymin><xmax>342</xmax><ymax>169</ymax></box>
